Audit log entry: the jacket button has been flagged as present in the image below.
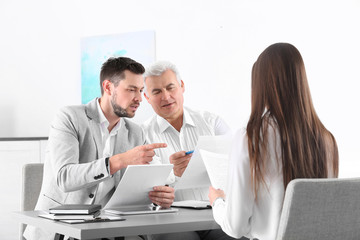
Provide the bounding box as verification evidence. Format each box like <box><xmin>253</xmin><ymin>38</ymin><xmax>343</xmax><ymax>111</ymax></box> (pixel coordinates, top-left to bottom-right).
<box><xmin>89</xmin><ymin>193</ymin><xmax>94</xmax><ymax>198</ymax></box>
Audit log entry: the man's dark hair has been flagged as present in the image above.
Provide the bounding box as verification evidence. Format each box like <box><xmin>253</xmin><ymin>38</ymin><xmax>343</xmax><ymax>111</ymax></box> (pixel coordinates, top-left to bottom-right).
<box><xmin>100</xmin><ymin>57</ymin><xmax>145</xmax><ymax>95</ymax></box>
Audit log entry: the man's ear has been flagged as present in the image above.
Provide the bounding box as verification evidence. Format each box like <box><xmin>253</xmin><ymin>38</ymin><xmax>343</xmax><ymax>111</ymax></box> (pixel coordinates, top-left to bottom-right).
<box><xmin>181</xmin><ymin>80</ymin><xmax>185</xmax><ymax>93</ymax></box>
<box><xmin>102</xmin><ymin>80</ymin><xmax>112</xmax><ymax>95</ymax></box>
<box><xmin>144</xmin><ymin>92</ymin><xmax>150</xmax><ymax>102</ymax></box>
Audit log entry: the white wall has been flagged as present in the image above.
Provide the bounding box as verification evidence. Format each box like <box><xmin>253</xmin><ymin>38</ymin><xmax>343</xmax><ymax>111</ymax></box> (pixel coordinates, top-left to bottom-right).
<box><xmin>0</xmin><ymin>140</ymin><xmax>46</xmax><ymax>240</ymax></box>
<box><xmin>0</xmin><ymin>0</ymin><xmax>359</xmax><ymax>177</ymax></box>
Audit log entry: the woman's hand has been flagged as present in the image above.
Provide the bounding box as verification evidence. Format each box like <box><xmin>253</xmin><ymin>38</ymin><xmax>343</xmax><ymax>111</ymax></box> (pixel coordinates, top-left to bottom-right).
<box><xmin>208</xmin><ymin>186</ymin><xmax>225</xmax><ymax>206</ymax></box>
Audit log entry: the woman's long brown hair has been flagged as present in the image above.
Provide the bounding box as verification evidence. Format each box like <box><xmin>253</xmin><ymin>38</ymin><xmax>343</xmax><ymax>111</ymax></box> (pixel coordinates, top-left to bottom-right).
<box><xmin>247</xmin><ymin>43</ymin><xmax>338</xmax><ymax>199</ymax></box>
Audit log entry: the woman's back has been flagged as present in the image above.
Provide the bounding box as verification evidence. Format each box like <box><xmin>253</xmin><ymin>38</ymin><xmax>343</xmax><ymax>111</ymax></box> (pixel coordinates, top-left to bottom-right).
<box><xmin>213</xmin><ymin>117</ymin><xmax>338</xmax><ymax>239</ymax></box>
<box><xmin>210</xmin><ymin>43</ymin><xmax>338</xmax><ymax>240</ymax></box>
<box><xmin>247</xmin><ymin>43</ymin><xmax>338</xmax><ymax>194</ymax></box>
<box><xmin>212</xmin><ymin>122</ymin><xmax>284</xmax><ymax>239</ymax></box>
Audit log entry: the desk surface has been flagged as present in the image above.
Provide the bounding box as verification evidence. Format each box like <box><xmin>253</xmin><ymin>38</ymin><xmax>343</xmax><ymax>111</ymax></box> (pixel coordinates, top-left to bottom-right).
<box><xmin>15</xmin><ymin>209</ymin><xmax>220</xmax><ymax>239</ymax></box>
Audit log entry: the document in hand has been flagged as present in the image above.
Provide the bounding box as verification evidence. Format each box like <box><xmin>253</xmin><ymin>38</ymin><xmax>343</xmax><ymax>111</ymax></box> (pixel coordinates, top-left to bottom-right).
<box><xmin>174</xmin><ymin>134</ymin><xmax>232</xmax><ymax>191</ymax></box>
<box><xmin>104</xmin><ymin>164</ymin><xmax>173</xmax><ymax>209</ymax></box>
<box><xmin>199</xmin><ymin>150</ymin><xmax>229</xmax><ymax>191</ymax></box>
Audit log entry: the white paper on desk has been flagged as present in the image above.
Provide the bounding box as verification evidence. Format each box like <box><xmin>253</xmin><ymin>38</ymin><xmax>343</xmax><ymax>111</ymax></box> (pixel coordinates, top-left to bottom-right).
<box><xmin>104</xmin><ymin>164</ymin><xmax>173</xmax><ymax>209</ymax></box>
<box><xmin>174</xmin><ymin>135</ymin><xmax>232</xmax><ymax>190</ymax></box>
<box><xmin>199</xmin><ymin>150</ymin><xmax>229</xmax><ymax>190</ymax></box>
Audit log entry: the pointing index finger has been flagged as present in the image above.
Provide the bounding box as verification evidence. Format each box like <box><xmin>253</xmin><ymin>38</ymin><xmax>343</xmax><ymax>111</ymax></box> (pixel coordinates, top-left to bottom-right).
<box><xmin>145</xmin><ymin>143</ymin><xmax>167</xmax><ymax>150</ymax></box>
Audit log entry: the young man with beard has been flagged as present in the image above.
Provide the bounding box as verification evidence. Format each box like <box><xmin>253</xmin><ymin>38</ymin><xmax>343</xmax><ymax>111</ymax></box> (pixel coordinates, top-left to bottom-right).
<box><xmin>24</xmin><ymin>57</ymin><xmax>174</xmax><ymax>240</ymax></box>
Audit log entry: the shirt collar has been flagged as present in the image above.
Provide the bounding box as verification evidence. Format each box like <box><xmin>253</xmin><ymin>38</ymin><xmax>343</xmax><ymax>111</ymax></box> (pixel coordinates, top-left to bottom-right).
<box><xmin>183</xmin><ymin>107</ymin><xmax>195</xmax><ymax>127</ymax></box>
<box><xmin>96</xmin><ymin>98</ymin><xmax>122</xmax><ymax>134</ymax></box>
<box><xmin>97</xmin><ymin>99</ymin><xmax>108</xmax><ymax>125</ymax></box>
<box><xmin>156</xmin><ymin>107</ymin><xmax>195</xmax><ymax>133</ymax></box>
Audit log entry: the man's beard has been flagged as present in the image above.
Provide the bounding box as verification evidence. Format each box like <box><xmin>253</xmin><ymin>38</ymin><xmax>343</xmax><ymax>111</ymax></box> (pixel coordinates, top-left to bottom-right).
<box><xmin>111</xmin><ymin>93</ymin><xmax>132</xmax><ymax>118</ymax></box>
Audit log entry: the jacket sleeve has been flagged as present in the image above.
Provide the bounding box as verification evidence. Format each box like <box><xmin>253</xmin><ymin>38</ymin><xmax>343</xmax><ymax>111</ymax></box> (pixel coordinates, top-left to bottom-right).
<box><xmin>49</xmin><ymin>107</ymin><xmax>110</xmax><ymax>192</ymax></box>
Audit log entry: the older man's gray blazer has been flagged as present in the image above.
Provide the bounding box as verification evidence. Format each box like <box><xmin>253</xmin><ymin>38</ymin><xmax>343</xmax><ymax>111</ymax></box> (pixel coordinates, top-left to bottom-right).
<box><xmin>24</xmin><ymin>98</ymin><xmax>146</xmax><ymax>240</ymax></box>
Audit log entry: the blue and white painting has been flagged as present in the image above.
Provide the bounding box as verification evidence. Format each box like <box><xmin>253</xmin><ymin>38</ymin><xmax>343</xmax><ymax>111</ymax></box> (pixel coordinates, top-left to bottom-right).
<box><xmin>81</xmin><ymin>30</ymin><xmax>155</xmax><ymax>104</ymax></box>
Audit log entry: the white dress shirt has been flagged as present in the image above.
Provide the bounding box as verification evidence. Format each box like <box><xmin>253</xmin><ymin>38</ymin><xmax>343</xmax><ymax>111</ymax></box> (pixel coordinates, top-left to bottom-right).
<box><xmin>212</xmin><ymin>125</ymin><xmax>285</xmax><ymax>240</ymax></box>
<box><xmin>94</xmin><ymin>99</ymin><xmax>122</xmax><ymax>207</ymax></box>
<box><xmin>141</xmin><ymin>106</ymin><xmax>231</xmax><ymax>201</ymax></box>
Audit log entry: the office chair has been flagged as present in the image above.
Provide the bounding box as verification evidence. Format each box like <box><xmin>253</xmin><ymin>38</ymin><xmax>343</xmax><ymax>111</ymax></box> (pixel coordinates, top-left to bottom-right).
<box><xmin>19</xmin><ymin>163</ymin><xmax>137</xmax><ymax>240</ymax></box>
<box><xmin>276</xmin><ymin>178</ymin><xmax>360</xmax><ymax>240</ymax></box>
<box><xmin>20</xmin><ymin>163</ymin><xmax>44</xmax><ymax>240</ymax></box>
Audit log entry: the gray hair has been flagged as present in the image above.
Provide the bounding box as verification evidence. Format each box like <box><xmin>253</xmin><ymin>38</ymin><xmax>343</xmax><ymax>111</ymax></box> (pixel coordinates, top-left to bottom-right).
<box><xmin>144</xmin><ymin>61</ymin><xmax>182</xmax><ymax>93</ymax></box>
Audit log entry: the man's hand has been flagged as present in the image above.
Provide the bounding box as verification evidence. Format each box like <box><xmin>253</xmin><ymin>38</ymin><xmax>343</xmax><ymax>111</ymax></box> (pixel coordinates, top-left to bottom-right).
<box><xmin>148</xmin><ymin>185</ymin><xmax>175</xmax><ymax>209</ymax></box>
<box><xmin>169</xmin><ymin>151</ymin><xmax>193</xmax><ymax>177</ymax></box>
<box><xmin>208</xmin><ymin>186</ymin><xmax>226</xmax><ymax>206</ymax></box>
<box><xmin>109</xmin><ymin>143</ymin><xmax>167</xmax><ymax>174</ymax></box>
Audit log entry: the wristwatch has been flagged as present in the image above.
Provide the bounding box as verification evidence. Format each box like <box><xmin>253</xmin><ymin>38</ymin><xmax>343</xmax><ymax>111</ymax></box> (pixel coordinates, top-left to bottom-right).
<box><xmin>105</xmin><ymin>157</ymin><xmax>110</xmax><ymax>172</ymax></box>
<box><xmin>212</xmin><ymin>197</ymin><xmax>225</xmax><ymax>207</ymax></box>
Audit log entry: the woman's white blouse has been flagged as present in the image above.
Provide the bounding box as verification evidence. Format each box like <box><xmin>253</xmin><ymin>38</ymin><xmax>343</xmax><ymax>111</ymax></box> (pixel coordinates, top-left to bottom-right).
<box><xmin>212</xmin><ymin>126</ymin><xmax>285</xmax><ymax>240</ymax></box>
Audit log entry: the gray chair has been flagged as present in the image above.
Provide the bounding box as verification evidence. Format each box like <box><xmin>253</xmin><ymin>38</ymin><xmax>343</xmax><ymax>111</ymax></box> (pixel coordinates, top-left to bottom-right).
<box><xmin>20</xmin><ymin>163</ymin><xmax>44</xmax><ymax>240</ymax></box>
<box><xmin>19</xmin><ymin>163</ymin><xmax>126</xmax><ymax>240</ymax></box>
<box><xmin>276</xmin><ymin>178</ymin><xmax>360</xmax><ymax>240</ymax></box>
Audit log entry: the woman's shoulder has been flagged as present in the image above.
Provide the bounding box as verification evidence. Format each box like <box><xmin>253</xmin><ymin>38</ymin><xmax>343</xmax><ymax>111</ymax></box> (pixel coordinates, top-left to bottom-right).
<box><xmin>230</xmin><ymin>128</ymin><xmax>249</xmax><ymax>164</ymax></box>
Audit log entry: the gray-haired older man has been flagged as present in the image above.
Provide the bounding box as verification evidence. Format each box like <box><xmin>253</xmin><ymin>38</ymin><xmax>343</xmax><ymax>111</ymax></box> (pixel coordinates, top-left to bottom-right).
<box><xmin>143</xmin><ymin>61</ymin><xmax>245</xmax><ymax>240</ymax></box>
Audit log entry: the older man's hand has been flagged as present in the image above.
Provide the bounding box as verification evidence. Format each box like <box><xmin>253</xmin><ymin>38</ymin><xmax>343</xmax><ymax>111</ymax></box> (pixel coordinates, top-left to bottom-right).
<box><xmin>169</xmin><ymin>151</ymin><xmax>193</xmax><ymax>177</ymax></box>
<box><xmin>149</xmin><ymin>185</ymin><xmax>175</xmax><ymax>209</ymax></box>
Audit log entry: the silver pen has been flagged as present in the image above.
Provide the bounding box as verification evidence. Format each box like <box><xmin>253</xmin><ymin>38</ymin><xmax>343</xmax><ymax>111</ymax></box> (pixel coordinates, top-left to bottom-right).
<box><xmin>43</xmin><ymin>194</ymin><xmax>63</xmax><ymax>205</ymax></box>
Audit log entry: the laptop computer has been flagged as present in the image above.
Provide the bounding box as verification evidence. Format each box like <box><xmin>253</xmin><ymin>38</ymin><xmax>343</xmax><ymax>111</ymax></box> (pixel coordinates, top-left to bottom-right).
<box><xmin>105</xmin><ymin>204</ymin><xmax>178</xmax><ymax>215</ymax></box>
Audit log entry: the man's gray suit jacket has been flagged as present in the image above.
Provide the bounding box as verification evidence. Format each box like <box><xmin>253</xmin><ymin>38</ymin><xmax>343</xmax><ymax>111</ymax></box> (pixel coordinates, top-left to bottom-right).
<box><xmin>24</xmin><ymin>98</ymin><xmax>146</xmax><ymax>240</ymax></box>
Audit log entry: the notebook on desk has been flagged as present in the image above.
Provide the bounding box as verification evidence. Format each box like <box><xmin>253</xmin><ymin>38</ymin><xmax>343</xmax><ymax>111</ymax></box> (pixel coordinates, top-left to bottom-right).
<box><xmin>49</xmin><ymin>204</ymin><xmax>101</xmax><ymax>214</ymax></box>
<box><xmin>172</xmin><ymin>200</ymin><xmax>211</xmax><ymax>209</ymax></box>
<box><xmin>105</xmin><ymin>204</ymin><xmax>178</xmax><ymax>215</ymax></box>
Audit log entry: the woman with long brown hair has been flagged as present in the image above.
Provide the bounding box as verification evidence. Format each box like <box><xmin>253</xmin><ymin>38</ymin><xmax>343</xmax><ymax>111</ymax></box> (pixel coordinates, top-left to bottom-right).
<box><xmin>209</xmin><ymin>43</ymin><xmax>338</xmax><ymax>240</ymax></box>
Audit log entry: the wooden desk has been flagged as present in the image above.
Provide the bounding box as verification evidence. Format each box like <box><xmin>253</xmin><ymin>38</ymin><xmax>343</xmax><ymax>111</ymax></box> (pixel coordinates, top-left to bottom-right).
<box><xmin>14</xmin><ymin>209</ymin><xmax>220</xmax><ymax>239</ymax></box>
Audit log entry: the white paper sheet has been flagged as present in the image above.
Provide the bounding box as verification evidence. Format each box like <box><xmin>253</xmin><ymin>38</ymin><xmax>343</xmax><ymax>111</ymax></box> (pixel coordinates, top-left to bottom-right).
<box><xmin>199</xmin><ymin>149</ymin><xmax>229</xmax><ymax>190</ymax></box>
<box><xmin>196</xmin><ymin>134</ymin><xmax>233</xmax><ymax>154</ymax></box>
<box><xmin>174</xmin><ymin>149</ymin><xmax>210</xmax><ymax>190</ymax></box>
<box><xmin>174</xmin><ymin>134</ymin><xmax>232</xmax><ymax>190</ymax></box>
<box><xmin>104</xmin><ymin>164</ymin><xmax>173</xmax><ymax>209</ymax></box>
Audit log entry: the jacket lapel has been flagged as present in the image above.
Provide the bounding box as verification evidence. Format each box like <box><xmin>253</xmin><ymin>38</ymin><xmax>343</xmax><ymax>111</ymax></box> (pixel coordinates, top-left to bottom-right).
<box><xmin>85</xmin><ymin>99</ymin><xmax>103</xmax><ymax>159</ymax></box>
<box><xmin>114</xmin><ymin>119</ymin><xmax>129</xmax><ymax>186</ymax></box>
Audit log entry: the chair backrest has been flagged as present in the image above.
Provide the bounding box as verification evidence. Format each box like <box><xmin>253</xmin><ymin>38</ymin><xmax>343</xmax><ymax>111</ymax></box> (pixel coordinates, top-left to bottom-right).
<box><xmin>20</xmin><ymin>163</ymin><xmax>44</xmax><ymax>240</ymax></box>
<box><xmin>276</xmin><ymin>178</ymin><xmax>360</xmax><ymax>240</ymax></box>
